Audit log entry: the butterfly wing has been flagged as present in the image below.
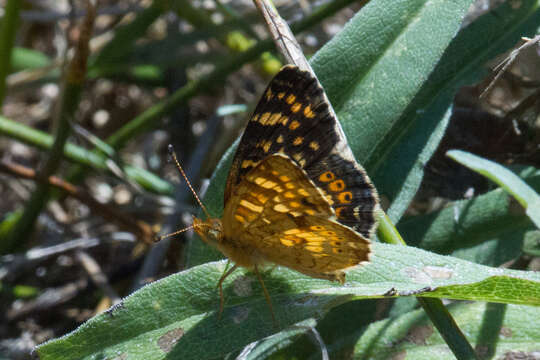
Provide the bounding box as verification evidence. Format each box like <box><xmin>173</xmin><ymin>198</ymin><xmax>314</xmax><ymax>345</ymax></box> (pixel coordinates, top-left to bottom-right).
<box><xmin>222</xmin><ymin>154</ymin><xmax>370</xmax><ymax>282</ymax></box>
<box><xmin>225</xmin><ymin>65</ymin><xmax>378</xmax><ymax>238</ymax></box>
<box><xmin>256</xmin><ymin>216</ymin><xmax>370</xmax><ymax>283</ymax></box>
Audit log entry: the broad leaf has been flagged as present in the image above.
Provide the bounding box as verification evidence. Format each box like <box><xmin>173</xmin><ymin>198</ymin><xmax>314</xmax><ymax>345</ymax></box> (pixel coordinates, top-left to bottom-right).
<box><xmin>369</xmin><ymin>0</ymin><xmax>540</xmax><ymax>220</ymax></box>
<box><xmin>398</xmin><ymin>187</ymin><xmax>536</xmax><ymax>266</ymax></box>
<box><xmin>35</xmin><ymin>243</ymin><xmax>540</xmax><ymax>360</ymax></box>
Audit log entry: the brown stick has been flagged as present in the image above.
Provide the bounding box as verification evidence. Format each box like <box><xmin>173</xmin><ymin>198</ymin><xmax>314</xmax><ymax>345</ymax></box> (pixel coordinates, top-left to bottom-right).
<box><xmin>253</xmin><ymin>0</ymin><xmax>311</xmax><ymax>73</ymax></box>
<box><xmin>0</xmin><ymin>160</ymin><xmax>155</xmax><ymax>243</ymax></box>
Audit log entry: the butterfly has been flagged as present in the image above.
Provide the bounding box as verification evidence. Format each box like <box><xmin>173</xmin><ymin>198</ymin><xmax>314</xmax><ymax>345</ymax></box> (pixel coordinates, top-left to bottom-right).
<box><xmin>166</xmin><ymin>65</ymin><xmax>379</xmax><ymax>324</ymax></box>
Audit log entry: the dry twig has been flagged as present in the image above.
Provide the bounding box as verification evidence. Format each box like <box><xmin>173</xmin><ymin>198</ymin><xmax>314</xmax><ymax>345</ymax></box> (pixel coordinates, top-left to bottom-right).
<box><xmin>480</xmin><ymin>34</ymin><xmax>540</xmax><ymax>98</ymax></box>
<box><xmin>0</xmin><ymin>160</ymin><xmax>155</xmax><ymax>243</ymax></box>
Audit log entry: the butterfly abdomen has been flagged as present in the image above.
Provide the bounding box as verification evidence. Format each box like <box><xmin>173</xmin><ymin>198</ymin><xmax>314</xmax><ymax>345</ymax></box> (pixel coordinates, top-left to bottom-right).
<box><xmin>217</xmin><ymin>240</ymin><xmax>259</xmax><ymax>268</ymax></box>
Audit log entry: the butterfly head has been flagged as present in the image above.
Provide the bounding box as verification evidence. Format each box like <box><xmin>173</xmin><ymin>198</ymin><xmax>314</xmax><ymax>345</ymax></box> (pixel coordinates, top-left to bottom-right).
<box><xmin>192</xmin><ymin>217</ymin><xmax>224</xmax><ymax>247</ymax></box>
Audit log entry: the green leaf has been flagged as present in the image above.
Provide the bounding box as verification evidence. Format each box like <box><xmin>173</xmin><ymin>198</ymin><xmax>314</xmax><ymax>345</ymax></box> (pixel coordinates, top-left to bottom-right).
<box><xmin>311</xmin><ymin>0</ymin><xmax>471</xmax><ymax>163</ymax></box>
<box><xmin>269</xmin><ymin>299</ymin><xmax>384</xmax><ymax>360</ymax></box>
<box><xmin>243</xmin><ymin>319</ymin><xmax>317</xmax><ymax>360</ymax></box>
<box><xmin>523</xmin><ymin>230</ymin><xmax>540</xmax><ymax>256</ymax></box>
<box><xmin>347</xmin><ymin>302</ymin><xmax>540</xmax><ymax>359</ymax></box>
<box><xmin>188</xmin><ymin>0</ymin><xmax>477</xmax><ymax>266</ymax></box>
<box><xmin>398</xmin><ymin>188</ymin><xmax>535</xmax><ymax>266</ymax></box>
<box><xmin>11</xmin><ymin>47</ymin><xmax>51</xmax><ymax>71</ymax></box>
<box><xmin>425</xmin><ymin>276</ymin><xmax>538</xmax><ymax>304</ymax></box>
<box><xmin>448</xmin><ymin>150</ymin><xmax>540</xmax><ymax>228</ymax></box>
<box><xmin>35</xmin><ymin>243</ymin><xmax>539</xmax><ymax>360</ymax></box>
<box><xmin>369</xmin><ymin>0</ymin><xmax>540</xmax><ymax>221</ymax></box>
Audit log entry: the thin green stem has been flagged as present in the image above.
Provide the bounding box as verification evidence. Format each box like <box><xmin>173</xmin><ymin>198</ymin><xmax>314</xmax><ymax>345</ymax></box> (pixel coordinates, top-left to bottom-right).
<box><xmin>376</xmin><ymin>212</ymin><xmax>479</xmax><ymax>360</ymax></box>
<box><xmin>0</xmin><ymin>116</ymin><xmax>173</xmax><ymax>194</ymax></box>
<box><xmin>376</xmin><ymin>212</ymin><xmax>406</xmax><ymax>245</ymax></box>
<box><xmin>417</xmin><ymin>298</ymin><xmax>479</xmax><ymax>360</ymax></box>
<box><xmin>0</xmin><ymin>0</ymin><xmax>21</xmax><ymax>108</ymax></box>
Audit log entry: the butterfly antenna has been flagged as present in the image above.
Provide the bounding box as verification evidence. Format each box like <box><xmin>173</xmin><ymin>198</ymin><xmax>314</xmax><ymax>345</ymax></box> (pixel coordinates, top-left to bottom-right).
<box><xmin>167</xmin><ymin>144</ymin><xmax>211</xmax><ymax>219</ymax></box>
<box><xmin>154</xmin><ymin>225</ymin><xmax>195</xmax><ymax>242</ymax></box>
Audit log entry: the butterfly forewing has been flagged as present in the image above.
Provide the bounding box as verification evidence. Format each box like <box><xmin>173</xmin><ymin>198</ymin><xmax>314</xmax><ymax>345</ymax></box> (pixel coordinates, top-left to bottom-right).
<box><xmin>225</xmin><ymin>66</ymin><xmax>337</xmax><ymax>196</ymax></box>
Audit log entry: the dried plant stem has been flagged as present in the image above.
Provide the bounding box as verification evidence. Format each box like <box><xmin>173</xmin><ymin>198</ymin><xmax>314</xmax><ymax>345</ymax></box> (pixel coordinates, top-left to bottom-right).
<box><xmin>480</xmin><ymin>34</ymin><xmax>540</xmax><ymax>98</ymax></box>
<box><xmin>0</xmin><ymin>160</ymin><xmax>154</xmax><ymax>243</ymax></box>
<box><xmin>4</xmin><ymin>1</ymin><xmax>96</xmax><ymax>250</ymax></box>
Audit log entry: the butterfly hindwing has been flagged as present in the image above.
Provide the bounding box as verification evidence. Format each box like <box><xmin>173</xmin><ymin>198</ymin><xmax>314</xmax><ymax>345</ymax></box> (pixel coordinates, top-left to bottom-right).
<box><xmin>225</xmin><ymin>65</ymin><xmax>378</xmax><ymax>238</ymax></box>
<box><xmin>222</xmin><ymin>154</ymin><xmax>370</xmax><ymax>281</ymax></box>
<box><xmin>307</xmin><ymin>154</ymin><xmax>378</xmax><ymax>238</ymax></box>
<box><xmin>256</xmin><ymin>216</ymin><xmax>370</xmax><ymax>282</ymax></box>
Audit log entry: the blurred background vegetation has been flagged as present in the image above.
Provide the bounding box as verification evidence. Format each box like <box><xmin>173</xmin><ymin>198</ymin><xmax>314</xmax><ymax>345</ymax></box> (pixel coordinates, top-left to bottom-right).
<box><xmin>0</xmin><ymin>0</ymin><xmax>539</xmax><ymax>359</ymax></box>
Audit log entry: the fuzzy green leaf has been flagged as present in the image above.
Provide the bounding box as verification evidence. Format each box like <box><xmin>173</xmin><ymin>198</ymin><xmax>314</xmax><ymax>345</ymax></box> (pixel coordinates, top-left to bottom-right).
<box><xmin>398</xmin><ymin>187</ymin><xmax>536</xmax><ymax>266</ymax></box>
<box><xmin>370</xmin><ymin>0</ymin><xmax>540</xmax><ymax>221</ymax></box>
<box><xmin>35</xmin><ymin>243</ymin><xmax>539</xmax><ymax>360</ymax></box>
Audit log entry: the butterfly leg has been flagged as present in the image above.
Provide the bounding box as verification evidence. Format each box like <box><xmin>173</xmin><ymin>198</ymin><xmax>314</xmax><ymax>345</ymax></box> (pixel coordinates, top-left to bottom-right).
<box><xmin>217</xmin><ymin>263</ymin><xmax>239</xmax><ymax>320</ymax></box>
<box><xmin>254</xmin><ymin>264</ymin><xmax>277</xmax><ymax>326</ymax></box>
